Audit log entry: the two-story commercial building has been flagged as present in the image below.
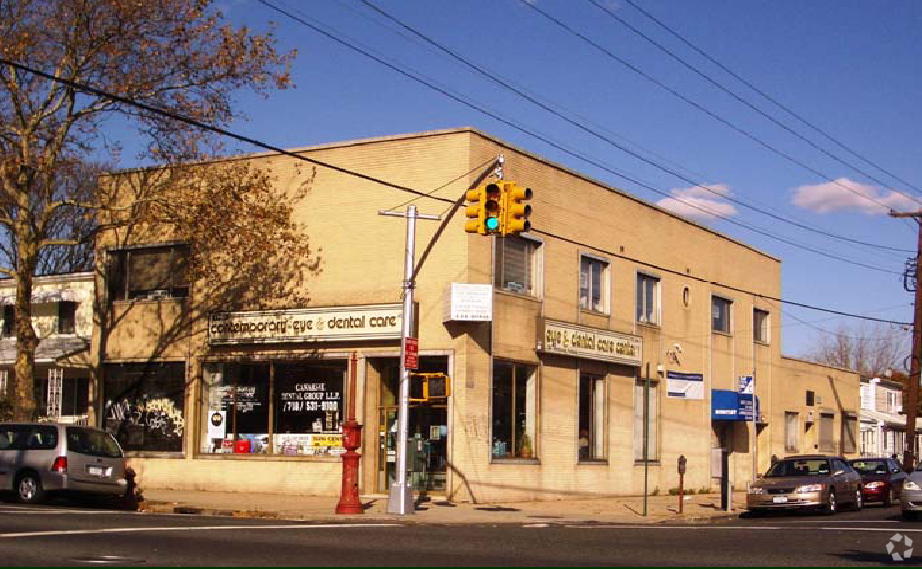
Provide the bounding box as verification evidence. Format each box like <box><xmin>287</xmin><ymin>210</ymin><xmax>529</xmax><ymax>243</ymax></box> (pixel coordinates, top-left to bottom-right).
<box><xmin>0</xmin><ymin>272</ymin><xmax>94</xmax><ymax>424</ymax></box>
<box><xmin>91</xmin><ymin>128</ymin><xmax>860</xmax><ymax>502</ymax></box>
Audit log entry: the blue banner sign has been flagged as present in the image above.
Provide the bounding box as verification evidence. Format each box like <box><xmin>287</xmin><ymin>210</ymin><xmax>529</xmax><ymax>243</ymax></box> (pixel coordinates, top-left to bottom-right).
<box><xmin>711</xmin><ymin>389</ymin><xmax>760</xmax><ymax>421</ymax></box>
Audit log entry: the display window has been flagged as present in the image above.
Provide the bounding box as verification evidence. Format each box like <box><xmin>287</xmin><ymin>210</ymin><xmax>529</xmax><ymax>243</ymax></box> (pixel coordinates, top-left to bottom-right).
<box><xmin>104</xmin><ymin>362</ymin><xmax>186</xmax><ymax>453</ymax></box>
<box><xmin>200</xmin><ymin>360</ymin><xmax>345</xmax><ymax>457</ymax></box>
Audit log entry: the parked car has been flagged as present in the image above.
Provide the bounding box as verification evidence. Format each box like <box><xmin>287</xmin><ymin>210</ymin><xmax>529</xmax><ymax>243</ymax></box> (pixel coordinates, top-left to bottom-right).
<box><xmin>848</xmin><ymin>457</ymin><xmax>905</xmax><ymax>507</ymax></box>
<box><xmin>747</xmin><ymin>455</ymin><xmax>862</xmax><ymax>515</ymax></box>
<box><xmin>901</xmin><ymin>466</ymin><xmax>922</xmax><ymax>520</ymax></box>
<box><xmin>0</xmin><ymin>423</ymin><xmax>127</xmax><ymax>504</ymax></box>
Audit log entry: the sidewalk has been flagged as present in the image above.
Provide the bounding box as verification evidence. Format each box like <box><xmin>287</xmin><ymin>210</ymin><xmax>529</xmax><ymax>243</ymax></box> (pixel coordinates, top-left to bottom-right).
<box><xmin>138</xmin><ymin>488</ymin><xmax>747</xmax><ymax>525</ymax></box>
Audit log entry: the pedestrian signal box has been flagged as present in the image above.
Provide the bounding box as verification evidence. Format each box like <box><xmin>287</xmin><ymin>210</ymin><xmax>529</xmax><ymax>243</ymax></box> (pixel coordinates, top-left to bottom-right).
<box><xmin>409</xmin><ymin>373</ymin><xmax>452</xmax><ymax>402</ymax></box>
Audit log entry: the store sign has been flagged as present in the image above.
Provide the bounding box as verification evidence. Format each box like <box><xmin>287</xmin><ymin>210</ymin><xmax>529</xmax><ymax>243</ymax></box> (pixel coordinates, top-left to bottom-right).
<box><xmin>537</xmin><ymin>318</ymin><xmax>642</xmax><ymax>366</ymax></box>
<box><xmin>711</xmin><ymin>389</ymin><xmax>760</xmax><ymax>421</ymax></box>
<box><xmin>443</xmin><ymin>283</ymin><xmax>492</xmax><ymax>322</ymax></box>
<box><xmin>209</xmin><ymin>304</ymin><xmax>402</xmax><ymax>345</ymax></box>
<box><xmin>666</xmin><ymin>371</ymin><xmax>704</xmax><ymax>400</ymax></box>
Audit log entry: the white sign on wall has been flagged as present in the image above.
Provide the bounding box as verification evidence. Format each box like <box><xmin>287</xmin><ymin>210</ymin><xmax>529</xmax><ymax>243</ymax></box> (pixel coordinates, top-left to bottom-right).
<box><xmin>666</xmin><ymin>371</ymin><xmax>704</xmax><ymax>400</ymax></box>
<box><xmin>738</xmin><ymin>375</ymin><xmax>754</xmax><ymax>394</ymax></box>
<box><xmin>443</xmin><ymin>283</ymin><xmax>493</xmax><ymax>322</ymax></box>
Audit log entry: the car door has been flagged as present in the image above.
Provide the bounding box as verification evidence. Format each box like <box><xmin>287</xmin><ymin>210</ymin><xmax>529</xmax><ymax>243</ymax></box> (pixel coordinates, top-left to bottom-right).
<box><xmin>832</xmin><ymin>458</ymin><xmax>855</xmax><ymax>500</ymax></box>
<box><xmin>0</xmin><ymin>425</ymin><xmax>22</xmax><ymax>490</ymax></box>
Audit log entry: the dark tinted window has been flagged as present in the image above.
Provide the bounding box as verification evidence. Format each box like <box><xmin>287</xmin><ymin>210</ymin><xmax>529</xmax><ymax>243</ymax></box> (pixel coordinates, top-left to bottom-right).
<box><xmin>0</xmin><ymin>425</ymin><xmax>25</xmax><ymax>449</ymax></box>
<box><xmin>66</xmin><ymin>427</ymin><xmax>122</xmax><ymax>458</ymax></box>
<box><xmin>58</xmin><ymin>302</ymin><xmax>76</xmax><ymax>335</ymax></box>
<box><xmin>850</xmin><ymin>459</ymin><xmax>889</xmax><ymax>474</ymax></box>
<box><xmin>766</xmin><ymin>458</ymin><xmax>830</xmax><ymax>477</ymax></box>
<box><xmin>2</xmin><ymin>305</ymin><xmax>13</xmax><ymax>337</ymax></box>
<box><xmin>25</xmin><ymin>426</ymin><xmax>58</xmax><ymax>450</ymax></box>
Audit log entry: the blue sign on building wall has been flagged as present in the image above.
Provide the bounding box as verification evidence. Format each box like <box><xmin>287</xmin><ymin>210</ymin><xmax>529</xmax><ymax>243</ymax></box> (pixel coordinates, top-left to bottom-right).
<box><xmin>711</xmin><ymin>389</ymin><xmax>760</xmax><ymax>421</ymax></box>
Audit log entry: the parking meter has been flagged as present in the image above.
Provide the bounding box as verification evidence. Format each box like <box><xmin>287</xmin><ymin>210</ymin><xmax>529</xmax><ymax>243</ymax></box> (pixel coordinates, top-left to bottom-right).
<box><xmin>678</xmin><ymin>454</ymin><xmax>687</xmax><ymax>475</ymax></box>
<box><xmin>677</xmin><ymin>454</ymin><xmax>687</xmax><ymax>514</ymax></box>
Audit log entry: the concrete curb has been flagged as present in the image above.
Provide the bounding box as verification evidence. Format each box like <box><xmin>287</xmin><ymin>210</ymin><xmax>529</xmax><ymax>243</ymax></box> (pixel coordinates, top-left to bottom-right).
<box><xmin>138</xmin><ymin>501</ymin><xmax>743</xmax><ymax>526</ymax></box>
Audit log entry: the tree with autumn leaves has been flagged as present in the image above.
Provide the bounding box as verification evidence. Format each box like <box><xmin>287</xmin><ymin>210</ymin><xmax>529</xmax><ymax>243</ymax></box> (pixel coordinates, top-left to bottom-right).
<box><xmin>0</xmin><ymin>0</ymin><xmax>318</xmax><ymax>420</ymax></box>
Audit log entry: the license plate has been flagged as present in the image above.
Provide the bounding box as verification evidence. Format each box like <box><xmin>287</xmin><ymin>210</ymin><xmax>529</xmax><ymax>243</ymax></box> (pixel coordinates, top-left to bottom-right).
<box><xmin>87</xmin><ymin>465</ymin><xmax>107</xmax><ymax>477</ymax></box>
<box><xmin>772</xmin><ymin>496</ymin><xmax>788</xmax><ymax>504</ymax></box>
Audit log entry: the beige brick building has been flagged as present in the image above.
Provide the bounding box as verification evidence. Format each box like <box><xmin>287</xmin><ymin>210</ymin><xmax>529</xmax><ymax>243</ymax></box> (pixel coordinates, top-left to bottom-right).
<box><xmin>92</xmin><ymin>128</ymin><xmax>860</xmax><ymax>502</ymax></box>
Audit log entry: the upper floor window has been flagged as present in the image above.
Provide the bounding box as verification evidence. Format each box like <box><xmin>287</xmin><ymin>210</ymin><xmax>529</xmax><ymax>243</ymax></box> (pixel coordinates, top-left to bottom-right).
<box><xmin>753</xmin><ymin>309</ymin><xmax>769</xmax><ymax>343</ymax></box>
<box><xmin>711</xmin><ymin>296</ymin><xmax>732</xmax><ymax>334</ymax></box>
<box><xmin>2</xmin><ymin>305</ymin><xmax>13</xmax><ymax>337</ymax></box>
<box><xmin>636</xmin><ymin>273</ymin><xmax>660</xmax><ymax>325</ymax></box>
<box><xmin>107</xmin><ymin>244</ymin><xmax>190</xmax><ymax>302</ymax></box>
<box><xmin>579</xmin><ymin>256</ymin><xmax>608</xmax><ymax>313</ymax></box>
<box><xmin>58</xmin><ymin>302</ymin><xmax>76</xmax><ymax>335</ymax></box>
<box><xmin>887</xmin><ymin>391</ymin><xmax>902</xmax><ymax>413</ymax></box>
<box><xmin>495</xmin><ymin>236</ymin><xmax>540</xmax><ymax>297</ymax></box>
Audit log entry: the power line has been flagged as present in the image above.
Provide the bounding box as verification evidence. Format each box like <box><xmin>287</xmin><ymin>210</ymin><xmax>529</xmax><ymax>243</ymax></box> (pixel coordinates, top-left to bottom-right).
<box><xmin>520</xmin><ymin>0</ymin><xmax>922</xmax><ymax>219</ymax></box>
<box><xmin>531</xmin><ymin>228</ymin><xmax>910</xmax><ymax>326</ymax></box>
<box><xmin>355</xmin><ymin>0</ymin><xmax>911</xmax><ymax>255</ymax></box>
<box><xmin>0</xmin><ymin>57</ymin><xmax>907</xmax><ymax>324</ymax></box>
<box><xmin>620</xmin><ymin>0</ymin><xmax>922</xmax><ymax>199</ymax></box>
<box><xmin>256</xmin><ymin>0</ymin><xmax>903</xmax><ymax>273</ymax></box>
<box><xmin>589</xmin><ymin>0</ymin><xmax>922</xmax><ymax>204</ymax></box>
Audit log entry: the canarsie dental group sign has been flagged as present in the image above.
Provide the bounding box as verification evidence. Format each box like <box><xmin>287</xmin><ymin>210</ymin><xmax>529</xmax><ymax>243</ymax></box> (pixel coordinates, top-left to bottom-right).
<box><xmin>537</xmin><ymin>318</ymin><xmax>642</xmax><ymax>367</ymax></box>
<box><xmin>209</xmin><ymin>304</ymin><xmax>403</xmax><ymax>345</ymax></box>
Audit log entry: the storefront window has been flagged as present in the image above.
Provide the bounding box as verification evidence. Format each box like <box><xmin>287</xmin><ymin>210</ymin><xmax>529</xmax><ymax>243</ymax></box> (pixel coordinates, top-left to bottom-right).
<box><xmin>200</xmin><ymin>363</ymin><xmax>270</xmax><ymax>454</ymax></box>
<box><xmin>273</xmin><ymin>362</ymin><xmax>344</xmax><ymax>456</ymax></box>
<box><xmin>199</xmin><ymin>361</ymin><xmax>345</xmax><ymax>457</ymax></box>
<box><xmin>104</xmin><ymin>362</ymin><xmax>185</xmax><ymax>453</ymax></box>
<box><xmin>491</xmin><ymin>360</ymin><xmax>537</xmax><ymax>460</ymax></box>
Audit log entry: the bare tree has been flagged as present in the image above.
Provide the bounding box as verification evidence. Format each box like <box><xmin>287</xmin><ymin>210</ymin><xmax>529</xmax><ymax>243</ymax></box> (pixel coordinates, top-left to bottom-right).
<box><xmin>0</xmin><ymin>0</ymin><xmax>298</xmax><ymax>420</ymax></box>
<box><xmin>805</xmin><ymin>322</ymin><xmax>911</xmax><ymax>378</ymax></box>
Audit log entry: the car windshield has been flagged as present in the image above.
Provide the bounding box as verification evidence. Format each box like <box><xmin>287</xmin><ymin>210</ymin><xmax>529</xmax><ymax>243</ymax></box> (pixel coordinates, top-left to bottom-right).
<box><xmin>765</xmin><ymin>459</ymin><xmax>829</xmax><ymax>477</ymax></box>
<box><xmin>66</xmin><ymin>427</ymin><xmax>122</xmax><ymax>458</ymax></box>
<box><xmin>849</xmin><ymin>460</ymin><xmax>889</xmax><ymax>474</ymax></box>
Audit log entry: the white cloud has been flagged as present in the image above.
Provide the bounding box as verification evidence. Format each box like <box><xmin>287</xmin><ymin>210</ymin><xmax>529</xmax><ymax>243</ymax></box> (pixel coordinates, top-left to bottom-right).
<box><xmin>791</xmin><ymin>178</ymin><xmax>916</xmax><ymax>214</ymax></box>
<box><xmin>656</xmin><ymin>184</ymin><xmax>738</xmax><ymax>221</ymax></box>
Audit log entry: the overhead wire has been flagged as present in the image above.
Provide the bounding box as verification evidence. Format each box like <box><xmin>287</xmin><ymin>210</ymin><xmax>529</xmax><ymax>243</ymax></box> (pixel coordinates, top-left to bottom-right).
<box><xmin>257</xmin><ymin>0</ymin><xmax>905</xmax><ymax>274</ymax></box>
<box><xmin>356</xmin><ymin>0</ymin><xmax>912</xmax><ymax>256</ymax></box>
<box><xmin>0</xmin><ymin>57</ymin><xmax>909</xmax><ymax>324</ymax></box>
<box><xmin>619</xmin><ymin>0</ymin><xmax>922</xmax><ymax>199</ymax></box>
<box><xmin>520</xmin><ymin>0</ymin><xmax>922</xmax><ymax>224</ymax></box>
<box><xmin>587</xmin><ymin>0</ymin><xmax>922</xmax><ymax>206</ymax></box>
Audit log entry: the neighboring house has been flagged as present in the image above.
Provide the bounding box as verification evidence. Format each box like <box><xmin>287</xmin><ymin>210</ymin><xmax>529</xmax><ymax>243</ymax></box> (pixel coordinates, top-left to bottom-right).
<box><xmin>0</xmin><ymin>272</ymin><xmax>93</xmax><ymax>424</ymax></box>
<box><xmin>93</xmin><ymin>128</ymin><xmax>860</xmax><ymax>501</ymax></box>
<box><xmin>860</xmin><ymin>376</ymin><xmax>921</xmax><ymax>459</ymax></box>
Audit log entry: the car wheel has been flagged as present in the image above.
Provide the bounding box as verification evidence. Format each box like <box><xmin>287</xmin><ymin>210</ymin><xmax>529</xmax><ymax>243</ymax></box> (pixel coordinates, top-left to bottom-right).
<box><xmin>823</xmin><ymin>489</ymin><xmax>837</xmax><ymax>515</ymax></box>
<box><xmin>15</xmin><ymin>472</ymin><xmax>44</xmax><ymax>504</ymax></box>
<box><xmin>884</xmin><ymin>488</ymin><xmax>894</xmax><ymax>508</ymax></box>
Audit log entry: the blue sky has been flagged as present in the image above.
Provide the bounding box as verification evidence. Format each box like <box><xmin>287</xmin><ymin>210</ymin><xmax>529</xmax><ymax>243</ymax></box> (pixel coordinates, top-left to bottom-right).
<box><xmin>191</xmin><ymin>0</ymin><xmax>919</xmax><ymax>361</ymax></box>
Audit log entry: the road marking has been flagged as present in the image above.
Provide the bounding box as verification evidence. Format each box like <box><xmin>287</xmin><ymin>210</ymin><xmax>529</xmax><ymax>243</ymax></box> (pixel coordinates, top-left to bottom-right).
<box><xmin>565</xmin><ymin>524</ymin><xmax>922</xmax><ymax>533</ymax></box>
<box><xmin>0</xmin><ymin>523</ymin><xmax>402</xmax><ymax>539</ymax></box>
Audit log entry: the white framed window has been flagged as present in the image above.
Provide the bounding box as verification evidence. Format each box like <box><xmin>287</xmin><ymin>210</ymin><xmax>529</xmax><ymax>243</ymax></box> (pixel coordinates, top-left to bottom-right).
<box><xmin>0</xmin><ymin>369</ymin><xmax>7</xmax><ymax>396</ymax></box>
<box><xmin>579</xmin><ymin>255</ymin><xmax>608</xmax><ymax>313</ymax></box>
<box><xmin>495</xmin><ymin>235</ymin><xmax>541</xmax><ymax>297</ymax></box>
<box><xmin>636</xmin><ymin>273</ymin><xmax>661</xmax><ymax>325</ymax></box>
<box><xmin>634</xmin><ymin>379</ymin><xmax>659</xmax><ymax>462</ymax></box>
<box><xmin>888</xmin><ymin>391</ymin><xmax>902</xmax><ymax>413</ymax></box>
<box><xmin>712</xmin><ymin>295</ymin><xmax>732</xmax><ymax>334</ymax></box>
<box><xmin>860</xmin><ymin>384</ymin><xmax>874</xmax><ymax>411</ymax></box>
<box><xmin>578</xmin><ymin>372</ymin><xmax>606</xmax><ymax>461</ymax></box>
<box><xmin>784</xmin><ymin>412</ymin><xmax>798</xmax><ymax>452</ymax></box>
<box><xmin>753</xmin><ymin>309</ymin><xmax>769</xmax><ymax>343</ymax></box>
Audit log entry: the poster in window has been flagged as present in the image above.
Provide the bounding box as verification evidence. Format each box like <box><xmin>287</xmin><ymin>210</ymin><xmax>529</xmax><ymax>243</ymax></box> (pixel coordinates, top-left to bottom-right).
<box><xmin>273</xmin><ymin>363</ymin><xmax>345</xmax><ymax>455</ymax></box>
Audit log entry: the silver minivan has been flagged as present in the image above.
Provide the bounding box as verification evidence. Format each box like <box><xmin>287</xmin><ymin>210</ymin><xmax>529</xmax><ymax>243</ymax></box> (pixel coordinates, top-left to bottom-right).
<box><xmin>0</xmin><ymin>423</ymin><xmax>127</xmax><ymax>504</ymax></box>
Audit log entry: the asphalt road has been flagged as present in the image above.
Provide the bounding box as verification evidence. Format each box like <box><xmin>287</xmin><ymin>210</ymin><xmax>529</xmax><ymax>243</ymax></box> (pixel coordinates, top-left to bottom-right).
<box><xmin>1</xmin><ymin>500</ymin><xmax>920</xmax><ymax>566</ymax></box>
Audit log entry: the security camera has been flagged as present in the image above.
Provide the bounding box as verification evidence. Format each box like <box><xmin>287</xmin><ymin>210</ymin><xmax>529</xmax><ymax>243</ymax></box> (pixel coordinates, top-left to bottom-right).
<box><xmin>673</xmin><ymin>343</ymin><xmax>683</xmax><ymax>354</ymax></box>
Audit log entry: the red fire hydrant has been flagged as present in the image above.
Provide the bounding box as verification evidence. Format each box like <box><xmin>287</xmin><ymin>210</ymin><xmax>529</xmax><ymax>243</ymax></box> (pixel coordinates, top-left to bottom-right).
<box><xmin>336</xmin><ymin>353</ymin><xmax>364</xmax><ymax>515</ymax></box>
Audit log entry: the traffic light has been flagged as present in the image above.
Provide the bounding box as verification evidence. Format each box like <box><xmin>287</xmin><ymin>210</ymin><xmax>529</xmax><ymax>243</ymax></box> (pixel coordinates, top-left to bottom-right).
<box><xmin>501</xmin><ymin>182</ymin><xmax>533</xmax><ymax>236</ymax></box>
<box><xmin>464</xmin><ymin>182</ymin><xmax>503</xmax><ymax>235</ymax></box>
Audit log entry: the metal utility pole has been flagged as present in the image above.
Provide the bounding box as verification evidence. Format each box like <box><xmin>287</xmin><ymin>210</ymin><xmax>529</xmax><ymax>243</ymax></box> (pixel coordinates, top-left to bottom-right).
<box><xmin>379</xmin><ymin>204</ymin><xmax>440</xmax><ymax>515</ymax></box>
<box><xmin>752</xmin><ymin>367</ymin><xmax>758</xmax><ymax>484</ymax></box>
<box><xmin>891</xmin><ymin>211</ymin><xmax>922</xmax><ymax>472</ymax></box>
<box><xmin>643</xmin><ymin>362</ymin><xmax>650</xmax><ymax>516</ymax></box>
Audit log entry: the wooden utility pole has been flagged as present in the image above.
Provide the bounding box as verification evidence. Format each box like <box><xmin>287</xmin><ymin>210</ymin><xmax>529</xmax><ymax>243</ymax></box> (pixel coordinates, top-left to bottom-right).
<box><xmin>890</xmin><ymin>211</ymin><xmax>922</xmax><ymax>471</ymax></box>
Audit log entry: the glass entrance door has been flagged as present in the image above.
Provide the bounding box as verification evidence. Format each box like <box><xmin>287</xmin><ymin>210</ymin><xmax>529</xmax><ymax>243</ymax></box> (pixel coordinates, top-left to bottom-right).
<box><xmin>375</xmin><ymin>357</ymin><xmax>448</xmax><ymax>495</ymax></box>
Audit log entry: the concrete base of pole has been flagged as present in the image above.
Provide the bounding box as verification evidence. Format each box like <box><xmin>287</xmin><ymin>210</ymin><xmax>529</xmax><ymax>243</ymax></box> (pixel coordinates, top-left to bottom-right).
<box><xmin>386</xmin><ymin>481</ymin><xmax>415</xmax><ymax>515</ymax></box>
